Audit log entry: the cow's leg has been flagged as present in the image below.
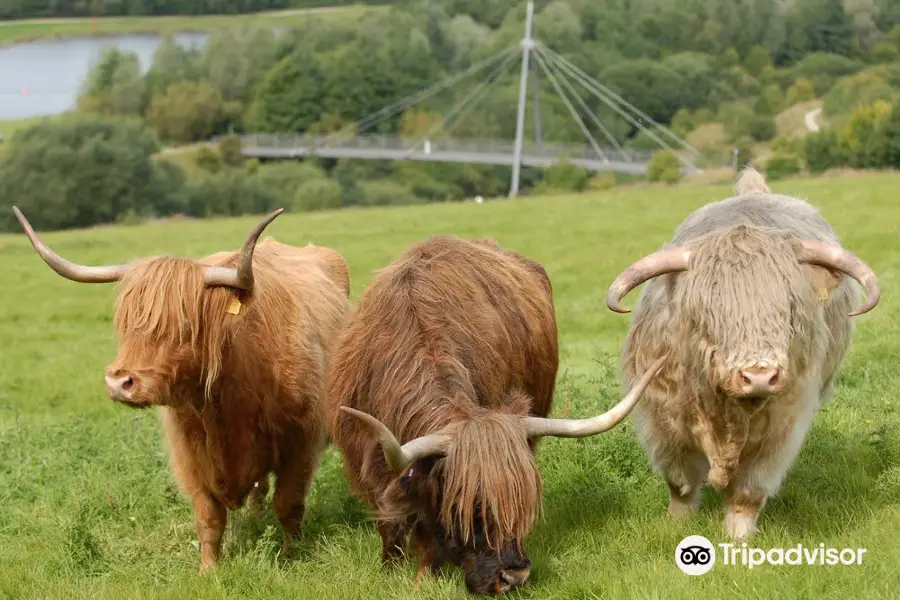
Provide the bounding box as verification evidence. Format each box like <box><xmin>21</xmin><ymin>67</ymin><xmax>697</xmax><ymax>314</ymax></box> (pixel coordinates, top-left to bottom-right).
<box><xmin>724</xmin><ymin>391</ymin><xmax>820</xmax><ymax>540</ymax></box>
<box><xmin>193</xmin><ymin>491</ymin><xmax>227</xmax><ymax>572</ymax></box>
<box><xmin>663</xmin><ymin>452</ymin><xmax>708</xmax><ymax>518</ymax></box>
<box><xmin>378</xmin><ymin>518</ymin><xmax>413</xmax><ymax>565</ymax></box>
<box><xmin>632</xmin><ymin>404</ymin><xmax>708</xmax><ymax>517</ymax></box>
<box><xmin>412</xmin><ymin>520</ymin><xmax>443</xmax><ymax>587</ymax></box>
<box><xmin>273</xmin><ymin>455</ymin><xmax>320</xmax><ymax>556</ymax></box>
<box><xmin>273</xmin><ymin>424</ymin><xmax>327</xmax><ymax>556</ymax></box>
<box><xmin>723</xmin><ymin>484</ymin><xmax>767</xmax><ymax>541</ymax></box>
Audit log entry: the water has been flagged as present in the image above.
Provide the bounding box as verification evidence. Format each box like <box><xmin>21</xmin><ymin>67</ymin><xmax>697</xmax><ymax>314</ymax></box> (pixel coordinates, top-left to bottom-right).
<box><xmin>0</xmin><ymin>31</ymin><xmax>210</xmax><ymax>120</ymax></box>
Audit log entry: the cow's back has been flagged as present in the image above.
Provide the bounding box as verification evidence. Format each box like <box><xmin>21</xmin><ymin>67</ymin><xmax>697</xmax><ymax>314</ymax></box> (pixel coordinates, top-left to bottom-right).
<box><xmin>200</xmin><ymin>238</ymin><xmax>351</xmax><ymax>412</ymax></box>
<box><xmin>326</xmin><ymin>236</ymin><xmax>558</xmax><ymax>486</ymax></box>
<box><xmin>671</xmin><ymin>194</ymin><xmax>839</xmax><ymax>246</ymax></box>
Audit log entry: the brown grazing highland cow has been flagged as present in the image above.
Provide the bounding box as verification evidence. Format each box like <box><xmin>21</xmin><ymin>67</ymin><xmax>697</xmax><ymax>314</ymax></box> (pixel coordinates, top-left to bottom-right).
<box><xmin>13</xmin><ymin>207</ymin><xmax>351</xmax><ymax>570</ymax></box>
<box><xmin>327</xmin><ymin>236</ymin><xmax>663</xmax><ymax>596</ymax></box>
<box><xmin>605</xmin><ymin>168</ymin><xmax>880</xmax><ymax>541</ymax></box>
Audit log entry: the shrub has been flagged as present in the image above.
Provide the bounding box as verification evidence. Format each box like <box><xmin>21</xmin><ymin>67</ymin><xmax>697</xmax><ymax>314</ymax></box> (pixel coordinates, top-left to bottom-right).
<box><xmin>586</xmin><ymin>173</ymin><xmax>616</xmax><ymax>191</ymax></box>
<box><xmin>670</xmin><ymin>108</ymin><xmax>694</xmax><ymax>137</ymax></box>
<box><xmin>146</xmin><ymin>81</ymin><xmax>226</xmax><ymax>144</ymax></box>
<box><xmin>789</xmin><ymin>53</ymin><xmax>863</xmax><ymax>96</ymax></box>
<box><xmin>764</xmin><ymin>154</ymin><xmax>801</xmax><ymax>180</ymax></box>
<box><xmin>535</xmin><ymin>160</ymin><xmax>591</xmax><ymax>194</ymax></box>
<box><xmin>252</xmin><ymin>161</ymin><xmax>329</xmax><ymax>203</ymax></box>
<box><xmin>823</xmin><ymin>72</ymin><xmax>893</xmax><ymax>117</ymax></box>
<box><xmin>771</xmin><ymin>136</ymin><xmax>803</xmax><ymax>156</ymax></box>
<box><xmin>693</xmin><ymin>108</ymin><xmax>715</xmax><ymax>125</ymax></box>
<box><xmin>182</xmin><ymin>170</ymin><xmax>277</xmax><ymax>217</ymax></box>
<box><xmin>293</xmin><ymin>177</ymin><xmax>342</xmax><ymax>211</ymax></box>
<box><xmin>803</xmin><ymin>129</ymin><xmax>849</xmax><ymax>173</ymax></box>
<box><xmin>194</xmin><ymin>146</ymin><xmax>223</xmax><ymax>174</ymax></box>
<box><xmin>217</xmin><ymin>134</ymin><xmax>244</xmax><ymax>167</ymax></box>
<box><xmin>358</xmin><ymin>179</ymin><xmax>418</xmax><ymax>206</ymax></box>
<box><xmin>647</xmin><ymin>150</ymin><xmax>683</xmax><ymax>184</ymax></box>
<box><xmin>839</xmin><ymin>100</ymin><xmax>893</xmax><ymax>168</ymax></box>
<box><xmin>785</xmin><ymin>78</ymin><xmax>816</xmax><ymax>105</ymax></box>
<box><xmin>718</xmin><ymin>101</ymin><xmax>756</xmax><ymax>141</ymax></box>
<box><xmin>748</xmin><ymin>115</ymin><xmax>777</xmax><ymax>142</ymax></box>
<box><xmin>754</xmin><ymin>85</ymin><xmax>785</xmax><ymax>115</ymax></box>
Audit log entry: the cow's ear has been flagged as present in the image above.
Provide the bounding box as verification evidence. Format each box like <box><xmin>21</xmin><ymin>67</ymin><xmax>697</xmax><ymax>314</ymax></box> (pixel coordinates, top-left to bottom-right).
<box><xmin>805</xmin><ymin>264</ymin><xmax>841</xmax><ymax>302</ymax></box>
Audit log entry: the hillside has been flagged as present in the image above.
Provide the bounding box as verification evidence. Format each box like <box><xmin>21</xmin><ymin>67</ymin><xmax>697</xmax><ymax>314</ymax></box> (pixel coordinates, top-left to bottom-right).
<box><xmin>1</xmin><ymin>173</ymin><xmax>898</xmax><ymax>598</ymax></box>
<box><xmin>0</xmin><ymin>4</ymin><xmax>383</xmax><ymax>46</ymax></box>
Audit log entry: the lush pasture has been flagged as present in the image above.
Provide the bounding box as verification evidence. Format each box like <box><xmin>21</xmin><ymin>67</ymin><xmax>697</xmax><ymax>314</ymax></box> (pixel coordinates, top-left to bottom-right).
<box><xmin>0</xmin><ymin>5</ymin><xmax>381</xmax><ymax>46</ymax></box>
<box><xmin>1</xmin><ymin>173</ymin><xmax>898</xmax><ymax>599</ymax></box>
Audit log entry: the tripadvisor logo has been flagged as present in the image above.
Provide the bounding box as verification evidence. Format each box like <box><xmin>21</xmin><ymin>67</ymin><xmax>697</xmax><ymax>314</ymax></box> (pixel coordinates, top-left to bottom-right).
<box><xmin>675</xmin><ymin>536</ymin><xmax>868</xmax><ymax>574</ymax></box>
<box><xmin>675</xmin><ymin>535</ymin><xmax>716</xmax><ymax>575</ymax></box>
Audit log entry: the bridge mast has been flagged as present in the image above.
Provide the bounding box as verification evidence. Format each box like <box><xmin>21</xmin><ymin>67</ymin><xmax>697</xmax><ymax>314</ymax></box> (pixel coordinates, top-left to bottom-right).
<box><xmin>509</xmin><ymin>0</ymin><xmax>535</xmax><ymax>198</ymax></box>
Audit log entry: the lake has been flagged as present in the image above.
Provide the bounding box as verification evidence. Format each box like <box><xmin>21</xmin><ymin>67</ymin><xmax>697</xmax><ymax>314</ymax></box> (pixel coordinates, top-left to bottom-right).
<box><xmin>0</xmin><ymin>31</ymin><xmax>210</xmax><ymax>120</ymax></box>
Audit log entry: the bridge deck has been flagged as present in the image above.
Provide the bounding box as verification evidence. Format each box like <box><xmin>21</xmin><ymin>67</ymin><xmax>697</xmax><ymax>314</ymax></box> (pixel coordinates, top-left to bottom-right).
<box><xmin>237</xmin><ymin>134</ymin><xmax>675</xmax><ymax>175</ymax></box>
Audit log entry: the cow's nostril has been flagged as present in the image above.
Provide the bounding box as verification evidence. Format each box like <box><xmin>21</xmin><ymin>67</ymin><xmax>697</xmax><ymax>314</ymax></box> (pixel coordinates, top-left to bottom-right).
<box><xmin>742</xmin><ymin>374</ymin><xmax>751</xmax><ymax>385</ymax></box>
<box><xmin>768</xmin><ymin>371</ymin><xmax>779</xmax><ymax>386</ymax></box>
<box><xmin>121</xmin><ymin>377</ymin><xmax>134</xmax><ymax>391</ymax></box>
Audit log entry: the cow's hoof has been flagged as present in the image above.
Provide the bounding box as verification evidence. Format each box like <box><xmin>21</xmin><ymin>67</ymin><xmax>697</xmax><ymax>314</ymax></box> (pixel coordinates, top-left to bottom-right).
<box><xmin>724</xmin><ymin>511</ymin><xmax>757</xmax><ymax>541</ymax></box>
<box><xmin>667</xmin><ymin>497</ymin><xmax>698</xmax><ymax>518</ymax></box>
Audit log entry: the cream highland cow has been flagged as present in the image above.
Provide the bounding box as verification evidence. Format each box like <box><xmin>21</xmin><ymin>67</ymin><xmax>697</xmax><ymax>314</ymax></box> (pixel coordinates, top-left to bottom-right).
<box><xmin>606</xmin><ymin>168</ymin><xmax>880</xmax><ymax>540</ymax></box>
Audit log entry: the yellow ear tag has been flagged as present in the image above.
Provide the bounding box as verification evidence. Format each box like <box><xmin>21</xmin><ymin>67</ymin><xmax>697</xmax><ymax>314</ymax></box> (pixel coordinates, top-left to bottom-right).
<box><xmin>226</xmin><ymin>296</ymin><xmax>242</xmax><ymax>315</ymax></box>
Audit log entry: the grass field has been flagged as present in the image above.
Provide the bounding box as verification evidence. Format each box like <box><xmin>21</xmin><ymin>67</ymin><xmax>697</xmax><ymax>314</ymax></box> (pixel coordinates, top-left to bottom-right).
<box><xmin>0</xmin><ymin>4</ymin><xmax>382</xmax><ymax>46</ymax></box>
<box><xmin>1</xmin><ymin>173</ymin><xmax>898</xmax><ymax>599</ymax></box>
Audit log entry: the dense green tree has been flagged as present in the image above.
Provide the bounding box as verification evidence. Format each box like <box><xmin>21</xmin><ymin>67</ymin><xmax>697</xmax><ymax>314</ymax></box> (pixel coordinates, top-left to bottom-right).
<box><xmin>535</xmin><ymin>1</ymin><xmax>583</xmax><ymax>54</ymax></box>
<box><xmin>823</xmin><ymin>71</ymin><xmax>894</xmax><ymax>116</ymax></box>
<box><xmin>446</xmin><ymin>15</ymin><xmax>491</xmax><ymax>70</ymax></box>
<box><xmin>789</xmin><ymin>52</ymin><xmax>864</xmax><ymax>95</ymax></box>
<box><xmin>145</xmin><ymin>34</ymin><xmax>200</xmax><ymax>97</ymax></box>
<box><xmin>202</xmin><ymin>26</ymin><xmax>278</xmax><ymax>103</ymax></box>
<box><xmin>245</xmin><ymin>50</ymin><xmax>325</xmax><ymax>132</ymax></box>
<box><xmin>844</xmin><ymin>0</ymin><xmax>883</xmax><ymax>54</ymax></box>
<box><xmin>744</xmin><ymin>45</ymin><xmax>773</xmax><ymax>77</ymax></box>
<box><xmin>0</xmin><ymin>116</ymin><xmax>163</xmax><ymax>231</ymax></box>
<box><xmin>146</xmin><ymin>81</ymin><xmax>227</xmax><ymax>143</ymax></box>
<box><xmin>600</xmin><ymin>60</ymin><xmax>685</xmax><ymax>125</ymax></box>
<box><xmin>77</xmin><ymin>48</ymin><xmax>148</xmax><ymax>116</ymax></box>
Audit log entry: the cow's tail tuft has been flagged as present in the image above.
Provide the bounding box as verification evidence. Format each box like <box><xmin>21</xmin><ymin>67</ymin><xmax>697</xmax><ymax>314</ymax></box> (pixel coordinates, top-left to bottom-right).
<box><xmin>734</xmin><ymin>166</ymin><xmax>771</xmax><ymax>197</ymax></box>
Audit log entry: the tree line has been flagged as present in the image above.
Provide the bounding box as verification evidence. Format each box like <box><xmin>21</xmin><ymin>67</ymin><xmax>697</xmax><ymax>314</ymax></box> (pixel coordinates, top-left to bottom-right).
<box><xmin>0</xmin><ymin>0</ymin><xmax>381</xmax><ymax>19</ymax></box>
<box><xmin>3</xmin><ymin>0</ymin><xmax>900</xmax><ymax>231</ymax></box>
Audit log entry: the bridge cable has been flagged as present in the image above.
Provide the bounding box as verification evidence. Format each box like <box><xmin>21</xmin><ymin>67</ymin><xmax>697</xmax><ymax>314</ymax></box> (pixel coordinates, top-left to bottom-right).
<box><xmin>532</xmin><ymin>48</ymin><xmax>609</xmax><ymax>163</ymax></box>
<box><xmin>537</xmin><ymin>45</ymin><xmax>696</xmax><ymax>170</ymax></box>
<box><xmin>322</xmin><ymin>44</ymin><xmax>520</xmax><ymax>145</ymax></box>
<box><xmin>537</xmin><ymin>41</ymin><xmax>701</xmax><ymax>161</ymax></box>
<box><xmin>405</xmin><ymin>48</ymin><xmax>521</xmax><ymax>154</ymax></box>
<box><xmin>539</xmin><ymin>41</ymin><xmax>700</xmax><ymax>158</ymax></box>
<box><xmin>532</xmin><ymin>44</ymin><xmax>630</xmax><ymax>162</ymax></box>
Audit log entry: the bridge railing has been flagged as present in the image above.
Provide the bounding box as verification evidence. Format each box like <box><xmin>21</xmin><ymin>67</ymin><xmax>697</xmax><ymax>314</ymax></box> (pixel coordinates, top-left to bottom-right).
<box><xmin>239</xmin><ymin>133</ymin><xmax>654</xmax><ymax>164</ymax></box>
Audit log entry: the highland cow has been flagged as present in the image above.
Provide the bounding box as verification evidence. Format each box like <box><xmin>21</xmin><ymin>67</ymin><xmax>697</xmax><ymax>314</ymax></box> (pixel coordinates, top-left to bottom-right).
<box><xmin>327</xmin><ymin>236</ymin><xmax>663</xmax><ymax>596</ymax></box>
<box><xmin>605</xmin><ymin>168</ymin><xmax>880</xmax><ymax>541</ymax></box>
<box><xmin>13</xmin><ymin>207</ymin><xmax>351</xmax><ymax>570</ymax></box>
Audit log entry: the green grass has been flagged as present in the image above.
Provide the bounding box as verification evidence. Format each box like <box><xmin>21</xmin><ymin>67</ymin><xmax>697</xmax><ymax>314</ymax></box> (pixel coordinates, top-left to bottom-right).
<box><xmin>0</xmin><ymin>4</ymin><xmax>383</xmax><ymax>46</ymax></box>
<box><xmin>1</xmin><ymin>173</ymin><xmax>899</xmax><ymax>598</ymax></box>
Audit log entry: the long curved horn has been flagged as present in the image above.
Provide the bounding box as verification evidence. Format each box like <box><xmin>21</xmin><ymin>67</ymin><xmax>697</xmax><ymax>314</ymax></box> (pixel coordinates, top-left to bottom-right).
<box><xmin>12</xmin><ymin>206</ymin><xmax>129</xmax><ymax>283</ymax></box>
<box><xmin>520</xmin><ymin>356</ymin><xmax>665</xmax><ymax>438</ymax></box>
<box><xmin>202</xmin><ymin>208</ymin><xmax>284</xmax><ymax>290</ymax></box>
<box><xmin>340</xmin><ymin>406</ymin><xmax>454</xmax><ymax>471</ymax></box>
<box><xmin>796</xmin><ymin>239</ymin><xmax>880</xmax><ymax>316</ymax></box>
<box><xmin>606</xmin><ymin>248</ymin><xmax>691</xmax><ymax>313</ymax></box>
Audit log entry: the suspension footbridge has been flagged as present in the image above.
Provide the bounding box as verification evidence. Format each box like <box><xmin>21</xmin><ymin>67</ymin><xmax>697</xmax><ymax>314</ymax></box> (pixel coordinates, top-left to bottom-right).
<box><xmin>238</xmin><ymin>1</ymin><xmax>702</xmax><ymax>196</ymax></box>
